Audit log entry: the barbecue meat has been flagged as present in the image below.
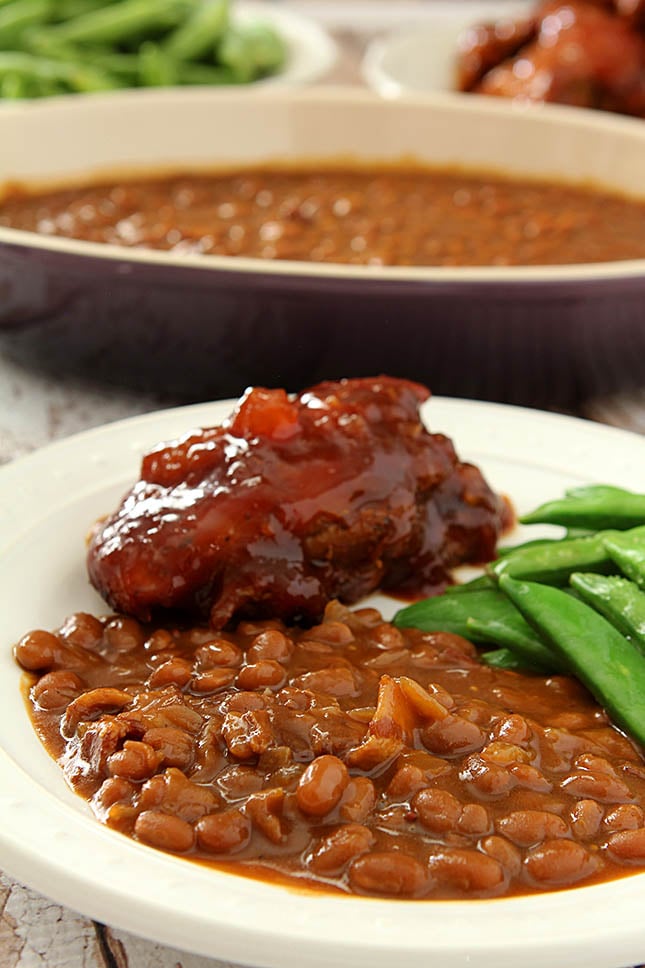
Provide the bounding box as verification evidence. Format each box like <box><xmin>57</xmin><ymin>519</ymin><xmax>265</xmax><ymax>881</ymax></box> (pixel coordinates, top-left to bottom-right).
<box><xmin>457</xmin><ymin>1</ymin><xmax>645</xmax><ymax>117</ymax></box>
<box><xmin>87</xmin><ymin>377</ymin><xmax>509</xmax><ymax>628</ymax></box>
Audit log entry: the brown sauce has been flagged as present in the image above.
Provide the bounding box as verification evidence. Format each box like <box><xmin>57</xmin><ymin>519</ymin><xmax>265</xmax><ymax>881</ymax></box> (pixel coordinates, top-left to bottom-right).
<box><xmin>14</xmin><ymin>602</ymin><xmax>645</xmax><ymax>900</ymax></box>
<box><xmin>2</xmin><ymin>164</ymin><xmax>645</xmax><ymax>267</ymax></box>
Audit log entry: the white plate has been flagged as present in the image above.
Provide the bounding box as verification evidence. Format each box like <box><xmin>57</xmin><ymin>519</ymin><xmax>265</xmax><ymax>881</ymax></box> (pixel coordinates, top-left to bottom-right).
<box><xmin>362</xmin><ymin>1</ymin><xmax>531</xmax><ymax>98</ymax></box>
<box><xmin>1</xmin><ymin>398</ymin><xmax>645</xmax><ymax>968</ymax></box>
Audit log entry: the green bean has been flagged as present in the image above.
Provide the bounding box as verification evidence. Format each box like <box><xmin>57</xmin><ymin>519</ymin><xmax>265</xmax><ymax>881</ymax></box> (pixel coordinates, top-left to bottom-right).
<box><xmin>1</xmin><ymin>69</ymin><xmax>27</xmax><ymax>94</ymax></box>
<box><xmin>218</xmin><ymin>21</ymin><xmax>286</xmax><ymax>82</ymax></box>
<box><xmin>50</xmin><ymin>0</ymin><xmax>109</xmax><ymax>22</ymax></box>
<box><xmin>465</xmin><ymin>615</ymin><xmax>563</xmax><ymax>672</ymax></box>
<box><xmin>604</xmin><ymin>530</ymin><xmax>645</xmax><ymax>589</ymax></box>
<box><xmin>0</xmin><ymin>0</ymin><xmax>51</xmax><ymax>49</ymax></box>
<box><xmin>489</xmin><ymin>530</ymin><xmax>616</xmax><ymax>585</ymax></box>
<box><xmin>48</xmin><ymin>0</ymin><xmax>190</xmax><ymax>46</ymax></box>
<box><xmin>138</xmin><ymin>40</ymin><xmax>177</xmax><ymax>86</ymax></box>
<box><xmin>570</xmin><ymin>572</ymin><xmax>645</xmax><ymax>653</ymax></box>
<box><xmin>164</xmin><ymin>0</ymin><xmax>228</xmax><ymax>61</ymax></box>
<box><xmin>0</xmin><ymin>49</ymin><xmax>121</xmax><ymax>90</ymax></box>
<box><xmin>480</xmin><ymin>648</ymin><xmax>543</xmax><ymax>672</ymax></box>
<box><xmin>177</xmin><ymin>59</ymin><xmax>234</xmax><ymax>84</ymax></box>
<box><xmin>521</xmin><ymin>485</ymin><xmax>645</xmax><ymax>531</ymax></box>
<box><xmin>499</xmin><ymin>574</ymin><xmax>645</xmax><ymax>748</ymax></box>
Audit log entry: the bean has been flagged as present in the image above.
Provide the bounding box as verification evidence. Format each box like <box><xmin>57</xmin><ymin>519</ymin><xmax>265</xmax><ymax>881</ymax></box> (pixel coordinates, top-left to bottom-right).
<box><xmin>603</xmin><ymin>804</ymin><xmax>644</xmax><ymax>832</ymax></box>
<box><xmin>107</xmin><ymin>740</ymin><xmax>161</xmax><ymax>781</ymax></box>
<box><xmin>307</xmin><ymin>823</ymin><xmax>374</xmax><ymax>876</ymax></box>
<box><xmin>569</xmin><ymin>799</ymin><xmax>604</xmax><ymax>840</ymax></box>
<box><xmin>164</xmin><ymin>0</ymin><xmax>228</xmax><ymax>61</ymax></box>
<box><xmin>422</xmin><ymin>714</ymin><xmax>487</xmax><ymax>758</ymax></box>
<box><xmin>387</xmin><ymin>765</ymin><xmax>427</xmax><ymax>800</ymax></box>
<box><xmin>561</xmin><ymin>770</ymin><xmax>633</xmax><ymax>803</ymax></box>
<box><xmin>348</xmin><ymin>851</ymin><xmax>428</xmax><ymax>898</ymax></box>
<box><xmin>134</xmin><ymin>809</ymin><xmax>194</xmax><ymax>853</ymax></box>
<box><xmin>49</xmin><ymin>0</ymin><xmax>189</xmax><ymax>45</ymax></box>
<box><xmin>148</xmin><ymin>657</ymin><xmax>192</xmax><ymax>689</ymax></box>
<box><xmin>496</xmin><ymin>810</ymin><xmax>569</xmax><ymax>846</ymax></box>
<box><xmin>570</xmin><ymin>573</ymin><xmax>645</xmax><ymax>653</ymax></box>
<box><xmin>14</xmin><ymin>629</ymin><xmax>60</xmax><ymax>670</ymax></box>
<box><xmin>0</xmin><ymin>0</ymin><xmax>50</xmax><ymax>48</ymax></box>
<box><xmin>491</xmin><ymin>714</ymin><xmax>532</xmax><ymax>747</ymax></box>
<box><xmin>481</xmin><ymin>741</ymin><xmax>531</xmax><ymax>767</ymax></box>
<box><xmin>31</xmin><ymin>670</ymin><xmax>83</xmax><ymax>710</ymax></box>
<box><xmin>196</xmin><ymin>808</ymin><xmax>251</xmax><ymax>854</ymax></box>
<box><xmin>190</xmin><ymin>668</ymin><xmax>236</xmax><ymax>693</ymax></box>
<box><xmin>139</xmin><ymin>768</ymin><xmax>218</xmax><ymax>822</ymax></box>
<box><xmin>521</xmin><ymin>485</ymin><xmax>645</xmax><ymax>531</ymax></box>
<box><xmin>480</xmin><ymin>835</ymin><xmax>522</xmax><ymax>877</ymax></box>
<box><xmin>499</xmin><ymin>575</ymin><xmax>645</xmax><ymax>748</ymax></box>
<box><xmin>460</xmin><ymin>754</ymin><xmax>517</xmax><ymax>798</ymax></box>
<box><xmin>296</xmin><ymin>755</ymin><xmax>349</xmax><ymax>817</ymax></box>
<box><xmin>428</xmin><ymin>848</ymin><xmax>506</xmax><ymax>896</ymax></box>
<box><xmin>458</xmin><ymin>803</ymin><xmax>491</xmax><ymax>836</ymax></box>
<box><xmin>104</xmin><ymin>616</ymin><xmax>144</xmax><ymax>653</ymax></box>
<box><xmin>194</xmin><ymin>638</ymin><xmax>242</xmax><ymax>669</ymax></box>
<box><xmin>237</xmin><ymin>659</ymin><xmax>285</xmax><ymax>690</ymax></box>
<box><xmin>413</xmin><ymin>788</ymin><xmax>462</xmax><ymax>833</ymax></box>
<box><xmin>525</xmin><ymin>839</ymin><xmax>597</xmax><ymax>886</ymax></box>
<box><xmin>246</xmin><ymin>629</ymin><xmax>293</xmax><ymax>662</ymax></box>
<box><xmin>605</xmin><ymin>827</ymin><xmax>645</xmax><ymax>863</ymax></box>
<box><xmin>60</xmin><ymin>612</ymin><xmax>104</xmax><ymax>650</ymax></box>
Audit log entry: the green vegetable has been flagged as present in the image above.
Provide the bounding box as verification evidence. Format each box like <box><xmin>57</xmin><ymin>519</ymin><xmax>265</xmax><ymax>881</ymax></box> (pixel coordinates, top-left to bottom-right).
<box><xmin>0</xmin><ymin>49</ymin><xmax>120</xmax><ymax>90</ymax></box>
<box><xmin>0</xmin><ymin>0</ymin><xmax>51</xmax><ymax>49</ymax></box>
<box><xmin>443</xmin><ymin>575</ymin><xmax>495</xmax><ymax>593</ymax></box>
<box><xmin>604</xmin><ymin>530</ymin><xmax>645</xmax><ymax>589</ymax></box>
<box><xmin>499</xmin><ymin>574</ymin><xmax>645</xmax><ymax>748</ymax></box>
<box><xmin>218</xmin><ymin>20</ymin><xmax>285</xmax><ymax>82</ymax></box>
<box><xmin>489</xmin><ymin>530</ymin><xmax>617</xmax><ymax>585</ymax></box>
<box><xmin>164</xmin><ymin>0</ymin><xmax>228</xmax><ymax>61</ymax></box>
<box><xmin>480</xmin><ymin>648</ymin><xmax>543</xmax><ymax>672</ymax></box>
<box><xmin>47</xmin><ymin>0</ymin><xmax>190</xmax><ymax>45</ymax></box>
<box><xmin>570</xmin><ymin>572</ymin><xmax>645</xmax><ymax>653</ymax></box>
<box><xmin>522</xmin><ymin>485</ymin><xmax>645</xmax><ymax>531</ymax></box>
<box><xmin>465</xmin><ymin>615</ymin><xmax>562</xmax><ymax>672</ymax></box>
<box><xmin>138</xmin><ymin>40</ymin><xmax>177</xmax><ymax>86</ymax></box>
<box><xmin>394</xmin><ymin>587</ymin><xmax>561</xmax><ymax>672</ymax></box>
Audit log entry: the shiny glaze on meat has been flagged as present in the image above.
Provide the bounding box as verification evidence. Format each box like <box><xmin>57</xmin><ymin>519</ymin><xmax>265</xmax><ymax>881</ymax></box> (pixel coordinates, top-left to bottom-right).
<box><xmin>458</xmin><ymin>1</ymin><xmax>645</xmax><ymax>117</ymax></box>
<box><xmin>15</xmin><ymin>603</ymin><xmax>645</xmax><ymax>899</ymax></box>
<box><xmin>87</xmin><ymin>378</ymin><xmax>508</xmax><ymax>629</ymax></box>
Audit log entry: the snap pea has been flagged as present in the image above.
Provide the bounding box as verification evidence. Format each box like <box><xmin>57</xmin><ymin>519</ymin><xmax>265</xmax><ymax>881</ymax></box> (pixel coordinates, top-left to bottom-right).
<box><xmin>444</xmin><ymin>575</ymin><xmax>495</xmax><ymax>593</ymax></box>
<box><xmin>490</xmin><ymin>530</ymin><xmax>616</xmax><ymax>585</ymax></box>
<box><xmin>465</xmin><ymin>615</ymin><xmax>563</xmax><ymax>672</ymax></box>
<box><xmin>499</xmin><ymin>574</ymin><xmax>645</xmax><ymax>748</ymax></box>
<box><xmin>480</xmin><ymin>648</ymin><xmax>543</xmax><ymax>673</ymax></box>
<box><xmin>604</xmin><ymin>530</ymin><xmax>645</xmax><ymax>590</ymax></box>
<box><xmin>393</xmin><ymin>587</ymin><xmax>559</xmax><ymax>670</ymax></box>
<box><xmin>570</xmin><ymin>572</ymin><xmax>645</xmax><ymax>653</ymax></box>
<box><xmin>176</xmin><ymin>59</ymin><xmax>234</xmax><ymax>84</ymax></box>
<box><xmin>496</xmin><ymin>538</ymin><xmax>561</xmax><ymax>558</ymax></box>
<box><xmin>521</xmin><ymin>485</ymin><xmax>645</xmax><ymax>531</ymax></box>
<box><xmin>164</xmin><ymin>0</ymin><xmax>228</xmax><ymax>61</ymax></box>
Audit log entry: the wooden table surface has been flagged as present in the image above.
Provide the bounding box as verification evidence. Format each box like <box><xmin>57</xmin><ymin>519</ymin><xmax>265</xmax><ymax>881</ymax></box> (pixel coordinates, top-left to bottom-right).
<box><xmin>2</xmin><ymin>2</ymin><xmax>645</xmax><ymax>964</ymax></box>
